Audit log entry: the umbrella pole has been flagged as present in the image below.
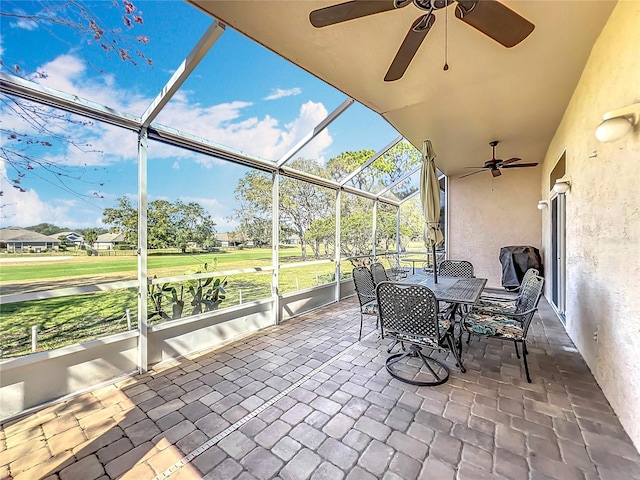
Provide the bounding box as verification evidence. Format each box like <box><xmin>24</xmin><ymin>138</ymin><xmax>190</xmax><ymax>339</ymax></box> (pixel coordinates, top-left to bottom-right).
<box><xmin>432</xmin><ymin>244</ymin><xmax>438</xmax><ymax>283</ymax></box>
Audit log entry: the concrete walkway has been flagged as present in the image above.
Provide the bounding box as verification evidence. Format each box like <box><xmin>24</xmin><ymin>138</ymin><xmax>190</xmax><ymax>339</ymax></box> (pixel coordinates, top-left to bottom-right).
<box><xmin>1</xmin><ymin>297</ymin><xmax>639</xmax><ymax>479</ymax></box>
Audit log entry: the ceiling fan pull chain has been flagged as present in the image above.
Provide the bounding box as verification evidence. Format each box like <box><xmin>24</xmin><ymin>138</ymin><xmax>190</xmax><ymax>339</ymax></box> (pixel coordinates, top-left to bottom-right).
<box><xmin>443</xmin><ymin>3</ymin><xmax>449</xmax><ymax>71</ymax></box>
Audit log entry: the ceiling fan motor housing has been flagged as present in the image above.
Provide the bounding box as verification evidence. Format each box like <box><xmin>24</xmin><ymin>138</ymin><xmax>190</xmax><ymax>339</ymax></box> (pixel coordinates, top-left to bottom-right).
<box><xmin>413</xmin><ymin>0</ymin><xmax>454</xmax><ymax>11</ymax></box>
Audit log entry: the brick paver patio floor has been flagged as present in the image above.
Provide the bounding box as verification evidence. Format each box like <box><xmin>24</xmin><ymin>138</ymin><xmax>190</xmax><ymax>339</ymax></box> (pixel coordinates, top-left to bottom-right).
<box><xmin>2</xmin><ymin>296</ymin><xmax>639</xmax><ymax>480</ymax></box>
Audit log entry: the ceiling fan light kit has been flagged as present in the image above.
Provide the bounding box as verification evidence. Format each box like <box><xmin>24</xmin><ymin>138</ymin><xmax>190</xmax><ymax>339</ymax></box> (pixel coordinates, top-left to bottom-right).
<box><xmin>595</xmin><ymin>103</ymin><xmax>640</xmax><ymax>142</ymax></box>
<box><xmin>309</xmin><ymin>0</ymin><xmax>535</xmax><ymax>81</ymax></box>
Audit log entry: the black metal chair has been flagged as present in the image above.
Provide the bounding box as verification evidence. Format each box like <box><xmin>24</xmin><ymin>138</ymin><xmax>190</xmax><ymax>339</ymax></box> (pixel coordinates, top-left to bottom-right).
<box><xmin>477</xmin><ymin>268</ymin><xmax>539</xmax><ymax>312</ymax></box>
<box><xmin>370</xmin><ymin>262</ymin><xmax>391</xmax><ymax>285</ymax></box>
<box><xmin>376</xmin><ymin>281</ymin><xmax>465</xmax><ymax>386</ymax></box>
<box><xmin>462</xmin><ymin>274</ymin><xmax>544</xmax><ymax>383</ymax></box>
<box><xmin>422</xmin><ymin>250</ymin><xmax>445</xmax><ymax>275</ymax></box>
<box><xmin>384</xmin><ymin>255</ymin><xmax>409</xmax><ymax>280</ymax></box>
<box><xmin>352</xmin><ymin>266</ymin><xmax>379</xmax><ymax>340</ymax></box>
<box><xmin>438</xmin><ymin>260</ymin><xmax>475</xmax><ymax>278</ymax></box>
<box><xmin>437</xmin><ymin>260</ymin><xmax>475</xmax><ymax>319</ymax></box>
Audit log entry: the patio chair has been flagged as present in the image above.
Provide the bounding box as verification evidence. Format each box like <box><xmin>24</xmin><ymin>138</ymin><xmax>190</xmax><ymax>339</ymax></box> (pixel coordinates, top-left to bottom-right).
<box><xmin>462</xmin><ymin>274</ymin><xmax>544</xmax><ymax>383</ymax></box>
<box><xmin>376</xmin><ymin>281</ymin><xmax>465</xmax><ymax>386</ymax></box>
<box><xmin>438</xmin><ymin>260</ymin><xmax>475</xmax><ymax>278</ymax></box>
<box><xmin>352</xmin><ymin>266</ymin><xmax>379</xmax><ymax>341</ymax></box>
<box><xmin>371</xmin><ymin>262</ymin><xmax>391</xmax><ymax>285</ymax></box>
<box><xmin>478</xmin><ymin>268</ymin><xmax>539</xmax><ymax>310</ymax></box>
<box><xmin>384</xmin><ymin>255</ymin><xmax>409</xmax><ymax>280</ymax></box>
<box><xmin>436</xmin><ymin>260</ymin><xmax>476</xmax><ymax>318</ymax></box>
<box><xmin>422</xmin><ymin>250</ymin><xmax>445</xmax><ymax>274</ymax></box>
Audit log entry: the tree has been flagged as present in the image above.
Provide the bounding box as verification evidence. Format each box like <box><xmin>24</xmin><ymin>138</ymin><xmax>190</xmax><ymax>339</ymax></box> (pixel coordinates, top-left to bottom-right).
<box><xmin>233</xmin><ymin>159</ymin><xmax>334</xmax><ymax>260</ymax></box>
<box><xmin>147</xmin><ymin>200</ymin><xmax>176</xmax><ymax>249</ymax></box>
<box><xmin>102</xmin><ymin>196</ymin><xmax>138</xmax><ymax>246</ymax></box>
<box><xmin>84</xmin><ymin>228</ymin><xmax>97</xmax><ymax>248</ymax></box>
<box><xmin>280</xmin><ymin>159</ymin><xmax>333</xmax><ymax>259</ymax></box>
<box><xmin>372</xmin><ymin>142</ymin><xmax>422</xmax><ymax>199</ymax></box>
<box><xmin>103</xmin><ymin>197</ymin><xmax>216</xmax><ymax>251</ymax></box>
<box><xmin>326</xmin><ymin>150</ymin><xmax>375</xmax><ymax>188</ymax></box>
<box><xmin>306</xmin><ymin>217</ymin><xmax>335</xmax><ymax>257</ymax></box>
<box><xmin>26</xmin><ymin>223</ymin><xmax>65</xmax><ymax>236</ymax></box>
<box><xmin>232</xmin><ymin>143</ymin><xmax>425</xmax><ymax>260</ymax></box>
<box><xmin>57</xmin><ymin>234</ymin><xmax>68</xmax><ymax>250</ymax></box>
<box><xmin>174</xmin><ymin>201</ymin><xmax>216</xmax><ymax>253</ymax></box>
<box><xmin>233</xmin><ymin>170</ymin><xmax>273</xmax><ymax>247</ymax></box>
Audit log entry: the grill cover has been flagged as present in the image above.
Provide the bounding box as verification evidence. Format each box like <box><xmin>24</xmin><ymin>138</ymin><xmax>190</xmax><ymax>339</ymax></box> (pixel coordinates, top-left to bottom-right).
<box><xmin>499</xmin><ymin>246</ymin><xmax>543</xmax><ymax>290</ymax></box>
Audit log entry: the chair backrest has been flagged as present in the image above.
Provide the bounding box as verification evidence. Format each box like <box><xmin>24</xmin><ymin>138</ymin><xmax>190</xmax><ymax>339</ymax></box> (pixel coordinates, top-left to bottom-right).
<box><xmin>438</xmin><ymin>260</ymin><xmax>475</xmax><ymax>278</ymax></box>
<box><xmin>517</xmin><ymin>268</ymin><xmax>539</xmax><ymax>293</ymax></box>
<box><xmin>382</xmin><ymin>256</ymin><xmax>408</xmax><ymax>279</ymax></box>
<box><xmin>352</xmin><ymin>266</ymin><xmax>377</xmax><ymax>308</ymax></box>
<box><xmin>376</xmin><ymin>281</ymin><xmax>443</xmax><ymax>342</ymax></box>
<box><xmin>514</xmin><ymin>274</ymin><xmax>545</xmax><ymax>334</ymax></box>
<box><xmin>371</xmin><ymin>262</ymin><xmax>391</xmax><ymax>285</ymax></box>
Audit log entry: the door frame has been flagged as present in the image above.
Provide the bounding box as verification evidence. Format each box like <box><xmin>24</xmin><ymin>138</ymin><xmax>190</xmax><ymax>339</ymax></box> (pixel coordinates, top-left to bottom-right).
<box><xmin>550</xmin><ymin>192</ymin><xmax>567</xmax><ymax>323</ymax></box>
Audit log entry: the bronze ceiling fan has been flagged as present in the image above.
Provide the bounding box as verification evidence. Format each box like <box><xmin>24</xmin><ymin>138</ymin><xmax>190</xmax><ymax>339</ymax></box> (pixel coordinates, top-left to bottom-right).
<box><xmin>309</xmin><ymin>0</ymin><xmax>535</xmax><ymax>81</ymax></box>
<box><xmin>460</xmin><ymin>141</ymin><xmax>538</xmax><ymax>178</ymax></box>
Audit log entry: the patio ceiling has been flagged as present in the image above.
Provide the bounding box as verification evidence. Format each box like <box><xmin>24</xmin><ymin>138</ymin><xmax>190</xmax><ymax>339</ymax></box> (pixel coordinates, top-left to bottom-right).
<box><xmin>188</xmin><ymin>0</ymin><xmax>614</xmax><ymax>177</ymax></box>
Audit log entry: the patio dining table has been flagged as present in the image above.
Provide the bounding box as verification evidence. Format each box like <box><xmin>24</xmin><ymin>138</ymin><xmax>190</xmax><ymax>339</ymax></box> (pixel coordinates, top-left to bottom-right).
<box><xmin>408</xmin><ymin>272</ymin><xmax>487</xmax><ymax>307</ymax></box>
<box><xmin>400</xmin><ymin>257</ymin><xmax>425</xmax><ymax>275</ymax></box>
<box><xmin>406</xmin><ymin>273</ymin><xmax>487</xmax><ymax>354</ymax></box>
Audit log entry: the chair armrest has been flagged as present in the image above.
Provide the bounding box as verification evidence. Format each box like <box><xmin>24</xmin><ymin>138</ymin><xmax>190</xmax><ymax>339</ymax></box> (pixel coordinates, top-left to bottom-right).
<box><xmin>478</xmin><ymin>295</ymin><xmax>518</xmax><ymax>304</ymax></box>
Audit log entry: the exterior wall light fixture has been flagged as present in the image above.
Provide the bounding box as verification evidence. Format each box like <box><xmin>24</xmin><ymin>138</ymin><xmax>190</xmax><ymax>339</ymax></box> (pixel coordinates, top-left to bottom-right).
<box><xmin>537</xmin><ymin>201</ymin><xmax>548</xmax><ymax>210</ymax></box>
<box><xmin>553</xmin><ymin>178</ymin><xmax>571</xmax><ymax>194</ymax></box>
<box><xmin>595</xmin><ymin>103</ymin><xmax>640</xmax><ymax>142</ymax></box>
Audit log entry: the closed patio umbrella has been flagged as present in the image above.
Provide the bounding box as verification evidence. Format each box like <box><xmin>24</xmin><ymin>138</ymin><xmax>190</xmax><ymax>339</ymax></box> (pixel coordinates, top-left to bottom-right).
<box><xmin>420</xmin><ymin>140</ymin><xmax>444</xmax><ymax>283</ymax></box>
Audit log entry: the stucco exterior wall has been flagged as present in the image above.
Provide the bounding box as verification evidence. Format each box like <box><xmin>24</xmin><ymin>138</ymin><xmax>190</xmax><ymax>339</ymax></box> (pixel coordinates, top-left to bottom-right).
<box><xmin>448</xmin><ymin>167</ymin><xmax>542</xmax><ymax>288</ymax></box>
<box><xmin>539</xmin><ymin>1</ymin><xmax>640</xmax><ymax>450</ymax></box>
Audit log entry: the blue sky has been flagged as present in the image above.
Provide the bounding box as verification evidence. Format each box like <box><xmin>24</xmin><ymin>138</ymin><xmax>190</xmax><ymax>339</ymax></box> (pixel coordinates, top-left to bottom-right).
<box><xmin>1</xmin><ymin>0</ymin><xmax>401</xmax><ymax>231</ymax></box>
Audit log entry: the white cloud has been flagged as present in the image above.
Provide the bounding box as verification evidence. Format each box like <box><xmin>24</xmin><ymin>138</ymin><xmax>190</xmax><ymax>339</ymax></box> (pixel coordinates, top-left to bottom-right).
<box><xmin>281</xmin><ymin>101</ymin><xmax>332</xmax><ymax>163</ymax></box>
<box><xmin>0</xmin><ymin>159</ymin><xmax>99</xmax><ymax>228</ymax></box>
<box><xmin>264</xmin><ymin>87</ymin><xmax>302</xmax><ymax>101</ymax></box>
<box><xmin>172</xmin><ymin>161</ymin><xmax>180</xmax><ymax>169</ymax></box>
<box><xmin>2</xmin><ymin>53</ymin><xmax>337</xmax><ymax>227</ymax></box>
<box><xmin>23</xmin><ymin>55</ymin><xmax>333</xmax><ymax>166</ymax></box>
<box><xmin>11</xmin><ymin>17</ymin><xmax>38</xmax><ymax>31</ymax></box>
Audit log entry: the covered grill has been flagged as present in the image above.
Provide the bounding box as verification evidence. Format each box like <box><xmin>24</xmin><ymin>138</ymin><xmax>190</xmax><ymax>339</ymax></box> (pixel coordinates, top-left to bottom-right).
<box><xmin>499</xmin><ymin>246</ymin><xmax>543</xmax><ymax>290</ymax></box>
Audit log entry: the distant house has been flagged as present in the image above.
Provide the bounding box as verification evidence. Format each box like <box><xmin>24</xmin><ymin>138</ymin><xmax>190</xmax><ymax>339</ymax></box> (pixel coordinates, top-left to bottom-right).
<box><xmin>215</xmin><ymin>232</ymin><xmax>250</xmax><ymax>248</ymax></box>
<box><xmin>0</xmin><ymin>227</ymin><xmax>60</xmax><ymax>252</ymax></box>
<box><xmin>57</xmin><ymin>231</ymin><xmax>84</xmax><ymax>247</ymax></box>
<box><xmin>283</xmin><ymin>235</ymin><xmax>300</xmax><ymax>245</ymax></box>
<box><xmin>215</xmin><ymin>232</ymin><xmax>233</xmax><ymax>247</ymax></box>
<box><xmin>95</xmin><ymin>232</ymin><xmax>126</xmax><ymax>250</ymax></box>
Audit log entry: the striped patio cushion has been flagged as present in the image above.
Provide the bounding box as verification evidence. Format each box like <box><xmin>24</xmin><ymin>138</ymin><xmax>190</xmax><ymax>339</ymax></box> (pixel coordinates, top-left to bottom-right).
<box><xmin>463</xmin><ymin>311</ymin><xmax>524</xmax><ymax>340</ymax></box>
<box><xmin>386</xmin><ymin>317</ymin><xmax>452</xmax><ymax>349</ymax></box>
<box><xmin>473</xmin><ymin>299</ymin><xmax>517</xmax><ymax>315</ymax></box>
<box><xmin>362</xmin><ymin>302</ymin><xmax>378</xmax><ymax>315</ymax></box>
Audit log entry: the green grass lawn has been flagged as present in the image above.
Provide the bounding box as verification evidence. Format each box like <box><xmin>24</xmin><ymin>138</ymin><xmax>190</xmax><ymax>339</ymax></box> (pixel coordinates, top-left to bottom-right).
<box><xmin>0</xmin><ymin>246</ymin><xmax>349</xmax><ymax>357</ymax></box>
<box><xmin>0</xmin><ymin>247</ymin><xmax>303</xmax><ymax>283</ymax></box>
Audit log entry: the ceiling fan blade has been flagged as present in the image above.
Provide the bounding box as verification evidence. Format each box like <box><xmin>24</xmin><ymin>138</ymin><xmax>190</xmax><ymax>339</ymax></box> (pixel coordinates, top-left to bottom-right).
<box><xmin>310</xmin><ymin>0</ymin><xmax>405</xmax><ymax>28</ymax></box>
<box><xmin>385</xmin><ymin>13</ymin><xmax>435</xmax><ymax>82</ymax></box>
<box><xmin>500</xmin><ymin>157</ymin><xmax>522</xmax><ymax>166</ymax></box>
<box><xmin>491</xmin><ymin>168</ymin><xmax>502</xmax><ymax>177</ymax></box>
<box><xmin>454</xmin><ymin>0</ymin><xmax>535</xmax><ymax>48</ymax></box>
<box><xmin>502</xmin><ymin>163</ymin><xmax>539</xmax><ymax>168</ymax></box>
<box><xmin>459</xmin><ymin>170</ymin><xmax>486</xmax><ymax>179</ymax></box>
